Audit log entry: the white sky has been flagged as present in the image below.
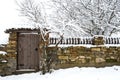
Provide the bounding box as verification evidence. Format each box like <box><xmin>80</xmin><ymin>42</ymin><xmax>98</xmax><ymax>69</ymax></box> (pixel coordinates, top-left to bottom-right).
<box><xmin>0</xmin><ymin>0</ymin><xmax>35</xmax><ymax>44</ymax></box>
<box><xmin>0</xmin><ymin>0</ymin><xmax>119</xmax><ymax>44</ymax></box>
<box><xmin>0</xmin><ymin>0</ymin><xmax>52</xmax><ymax>44</ymax></box>
<box><xmin>0</xmin><ymin>0</ymin><xmax>21</xmax><ymax>44</ymax></box>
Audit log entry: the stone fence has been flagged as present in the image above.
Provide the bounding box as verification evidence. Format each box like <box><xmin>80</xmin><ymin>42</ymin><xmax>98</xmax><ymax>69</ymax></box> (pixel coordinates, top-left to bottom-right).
<box><xmin>47</xmin><ymin>46</ymin><xmax>120</xmax><ymax>68</ymax></box>
<box><xmin>47</xmin><ymin>36</ymin><xmax>120</xmax><ymax>68</ymax></box>
<box><xmin>1</xmin><ymin>32</ymin><xmax>120</xmax><ymax>75</ymax></box>
<box><xmin>0</xmin><ymin>53</ymin><xmax>16</xmax><ymax>76</ymax></box>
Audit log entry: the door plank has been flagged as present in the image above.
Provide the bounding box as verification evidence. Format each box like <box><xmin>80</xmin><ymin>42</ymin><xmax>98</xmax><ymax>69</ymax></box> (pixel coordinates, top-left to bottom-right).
<box><xmin>17</xmin><ymin>33</ymin><xmax>39</xmax><ymax>70</ymax></box>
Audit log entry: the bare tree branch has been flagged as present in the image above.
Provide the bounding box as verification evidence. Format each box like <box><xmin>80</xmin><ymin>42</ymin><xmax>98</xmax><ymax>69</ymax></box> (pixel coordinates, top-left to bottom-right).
<box><xmin>52</xmin><ymin>0</ymin><xmax>120</xmax><ymax>36</ymax></box>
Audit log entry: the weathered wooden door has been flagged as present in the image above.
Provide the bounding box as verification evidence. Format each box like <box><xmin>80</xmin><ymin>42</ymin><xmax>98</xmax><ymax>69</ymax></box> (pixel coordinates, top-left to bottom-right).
<box><xmin>17</xmin><ymin>33</ymin><xmax>39</xmax><ymax>70</ymax></box>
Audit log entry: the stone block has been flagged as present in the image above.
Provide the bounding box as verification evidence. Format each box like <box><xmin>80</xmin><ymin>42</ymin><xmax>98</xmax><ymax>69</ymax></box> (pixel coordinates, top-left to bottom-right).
<box><xmin>10</xmin><ymin>32</ymin><xmax>17</xmax><ymax>37</ymax></box>
<box><xmin>79</xmin><ymin>59</ymin><xmax>86</xmax><ymax>63</ymax></box>
<box><xmin>79</xmin><ymin>56</ymin><xmax>85</xmax><ymax>59</ymax></box>
<box><xmin>101</xmin><ymin>47</ymin><xmax>107</xmax><ymax>52</ymax></box>
<box><xmin>92</xmin><ymin>36</ymin><xmax>104</xmax><ymax>45</ymax></box>
<box><xmin>57</xmin><ymin>48</ymin><xmax>62</xmax><ymax>53</ymax></box>
<box><xmin>96</xmin><ymin>58</ymin><xmax>105</xmax><ymax>63</ymax></box>
<box><xmin>6</xmin><ymin>47</ymin><xmax>16</xmax><ymax>51</ymax></box>
<box><xmin>110</xmin><ymin>56</ymin><xmax>115</xmax><ymax>59</ymax></box>
<box><xmin>109</xmin><ymin>47</ymin><xmax>117</xmax><ymax>50</ymax></box>
<box><xmin>9</xmin><ymin>41</ymin><xmax>16</xmax><ymax>45</ymax></box>
<box><xmin>6</xmin><ymin>50</ymin><xmax>16</xmax><ymax>53</ymax></box>
<box><xmin>58</xmin><ymin>56</ymin><xmax>68</xmax><ymax>60</ymax></box>
<box><xmin>69</xmin><ymin>56</ymin><xmax>78</xmax><ymax>62</ymax></box>
<box><xmin>64</xmin><ymin>50</ymin><xmax>70</xmax><ymax>54</ymax></box>
<box><xmin>7</xmin><ymin>44</ymin><xmax>16</xmax><ymax>48</ymax></box>
<box><xmin>86</xmin><ymin>57</ymin><xmax>92</xmax><ymax>59</ymax></box>
<box><xmin>91</xmin><ymin>47</ymin><xmax>101</xmax><ymax>52</ymax></box>
<box><xmin>9</xmin><ymin>37</ymin><xmax>17</xmax><ymax>41</ymax></box>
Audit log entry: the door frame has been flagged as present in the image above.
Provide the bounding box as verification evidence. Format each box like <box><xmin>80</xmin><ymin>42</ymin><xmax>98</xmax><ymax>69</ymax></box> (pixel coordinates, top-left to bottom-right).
<box><xmin>16</xmin><ymin>32</ymin><xmax>40</xmax><ymax>70</ymax></box>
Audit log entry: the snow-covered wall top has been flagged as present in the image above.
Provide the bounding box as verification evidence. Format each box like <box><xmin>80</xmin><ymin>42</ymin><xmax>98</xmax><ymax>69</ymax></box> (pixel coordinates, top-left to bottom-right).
<box><xmin>49</xmin><ymin>36</ymin><xmax>120</xmax><ymax>47</ymax></box>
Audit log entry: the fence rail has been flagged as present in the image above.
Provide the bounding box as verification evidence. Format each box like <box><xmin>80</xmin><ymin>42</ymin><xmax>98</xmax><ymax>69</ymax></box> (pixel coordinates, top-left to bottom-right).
<box><xmin>105</xmin><ymin>37</ymin><xmax>120</xmax><ymax>44</ymax></box>
<box><xmin>49</xmin><ymin>37</ymin><xmax>120</xmax><ymax>45</ymax></box>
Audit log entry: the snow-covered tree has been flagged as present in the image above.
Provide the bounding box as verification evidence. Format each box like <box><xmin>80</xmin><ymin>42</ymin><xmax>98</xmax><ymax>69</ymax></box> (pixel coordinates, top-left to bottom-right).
<box><xmin>16</xmin><ymin>0</ymin><xmax>63</xmax><ymax>74</ymax></box>
<box><xmin>16</xmin><ymin>0</ymin><xmax>48</xmax><ymax>27</ymax></box>
<box><xmin>51</xmin><ymin>0</ymin><xmax>120</xmax><ymax>36</ymax></box>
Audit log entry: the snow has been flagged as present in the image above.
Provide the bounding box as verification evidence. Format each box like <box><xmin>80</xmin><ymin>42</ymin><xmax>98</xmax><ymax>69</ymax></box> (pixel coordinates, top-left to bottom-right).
<box><xmin>49</xmin><ymin>44</ymin><xmax>120</xmax><ymax>48</ymax></box>
<box><xmin>1</xmin><ymin>60</ymin><xmax>7</xmax><ymax>63</ymax></box>
<box><xmin>49</xmin><ymin>44</ymin><xmax>94</xmax><ymax>48</ymax></box>
<box><xmin>0</xmin><ymin>66</ymin><xmax>120</xmax><ymax>80</ymax></box>
<box><xmin>0</xmin><ymin>51</ymin><xmax>7</xmax><ymax>55</ymax></box>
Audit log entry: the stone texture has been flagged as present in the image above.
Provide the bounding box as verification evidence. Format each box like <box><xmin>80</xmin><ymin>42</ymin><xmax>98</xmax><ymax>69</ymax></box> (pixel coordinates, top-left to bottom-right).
<box><xmin>91</xmin><ymin>47</ymin><xmax>101</xmax><ymax>52</ymax></box>
<box><xmin>58</xmin><ymin>56</ymin><xmax>69</xmax><ymax>60</ymax></box>
<box><xmin>96</xmin><ymin>58</ymin><xmax>105</xmax><ymax>63</ymax></box>
<box><xmin>0</xmin><ymin>53</ymin><xmax>16</xmax><ymax>76</ymax></box>
<box><xmin>48</xmin><ymin>46</ymin><xmax>120</xmax><ymax>68</ymax></box>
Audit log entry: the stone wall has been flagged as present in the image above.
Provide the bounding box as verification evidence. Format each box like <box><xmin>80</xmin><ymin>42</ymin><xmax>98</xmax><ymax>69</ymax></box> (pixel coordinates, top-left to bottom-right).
<box><xmin>0</xmin><ymin>32</ymin><xmax>17</xmax><ymax>76</ymax></box>
<box><xmin>1</xmin><ymin>31</ymin><xmax>120</xmax><ymax>75</ymax></box>
<box><xmin>0</xmin><ymin>54</ymin><xmax>16</xmax><ymax>76</ymax></box>
<box><xmin>47</xmin><ymin>46</ymin><xmax>120</xmax><ymax>68</ymax></box>
<box><xmin>6</xmin><ymin>32</ymin><xmax>17</xmax><ymax>54</ymax></box>
<box><xmin>46</xmin><ymin>36</ymin><xmax>120</xmax><ymax>68</ymax></box>
<box><xmin>92</xmin><ymin>36</ymin><xmax>104</xmax><ymax>45</ymax></box>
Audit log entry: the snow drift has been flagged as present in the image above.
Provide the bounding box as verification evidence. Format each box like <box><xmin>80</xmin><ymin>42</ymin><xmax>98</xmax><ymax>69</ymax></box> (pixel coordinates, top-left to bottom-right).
<box><xmin>0</xmin><ymin>66</ymin><xmax>120</xmax><ymax>80</ymax></box>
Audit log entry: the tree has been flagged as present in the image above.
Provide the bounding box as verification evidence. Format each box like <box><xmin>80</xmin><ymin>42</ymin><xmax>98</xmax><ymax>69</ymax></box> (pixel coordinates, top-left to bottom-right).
<box><xmin>16</xmin><ymin>0</ymin><xmax>48</xmax><ymax>27</ymax></box>
<box><xmin>51</xmin><ymin>0</ymin><xmax>120</xmax><ymax>36</ymax></box>
<box><xmin>16</xmin><ymin>0</ymin><xmax>120</xmax><ymax>37</ymax></box>
<box><xmin>16</xmin><ymin>0</ymin><xmax>63</xmax><ymax>74</ymax></box>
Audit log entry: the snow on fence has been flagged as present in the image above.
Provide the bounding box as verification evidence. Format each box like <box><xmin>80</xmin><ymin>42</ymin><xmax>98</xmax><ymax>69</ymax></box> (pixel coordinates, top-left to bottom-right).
<box><xmin>49</xmin><ymin>37</ymin><xmax>120</xmax><ymax>45</ymax></box>
<box><xmin>49</xmin><ymin>37</ymin><xmax>93</xmax><ymax>45</ymax></box>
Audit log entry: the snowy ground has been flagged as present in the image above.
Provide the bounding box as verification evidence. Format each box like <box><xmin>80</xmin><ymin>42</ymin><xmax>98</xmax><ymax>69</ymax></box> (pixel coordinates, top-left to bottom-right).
<box><xmin>0</xmin><ymin>66</ymin><xmax>120</xmax><ymax>80</ymax></box>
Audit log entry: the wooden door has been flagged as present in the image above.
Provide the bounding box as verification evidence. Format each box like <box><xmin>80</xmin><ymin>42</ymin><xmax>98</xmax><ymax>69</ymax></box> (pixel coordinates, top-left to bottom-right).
<box><xmin>17</xmin><ymin>33</ymin><xmax>39</xmax><ymax>70</ymax></box>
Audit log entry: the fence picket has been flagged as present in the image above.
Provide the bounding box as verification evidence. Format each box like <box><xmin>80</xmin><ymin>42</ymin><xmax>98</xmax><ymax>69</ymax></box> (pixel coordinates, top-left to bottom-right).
<box><xmin>49</xmin><ymin>37</ymin><xmax>120</xmax><ymax>45</ymax></box>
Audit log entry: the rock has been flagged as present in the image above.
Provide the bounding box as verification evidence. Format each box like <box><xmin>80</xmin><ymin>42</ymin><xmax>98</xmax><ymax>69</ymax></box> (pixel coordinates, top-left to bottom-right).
<box><xmin>69</xmin><ymin>56</ymin><xmax>78</xmax><ymax>62</ymax></box>
<box><xmin>64</xmin><ymin>50</ymin><xmax>70</xmax><ymax>54</ymax></box>
<box><xmin>79</xmin><ymin>59</ymin><xmax>86</xmax><ymax>63</ymax></box>
<box><xmin>96</xmin><ymin>58</ymin><xmax>105</xmax><ymax>63</ymax></box>
<box><xmin>110</xmin><ymin>56</ymin><xmax>115</xmax><ymax>59</ymax></box>
<box><xmin>58</xmin><ymin>56</ymin><xmax>68</xmax><ymax>60</ymax></box>
<box><xmin>86</xmin><ymin>57</ymin><xmax>92</xmax><ymax>60</ymax></box>
<box><xmin>79</xmin><ymin>56</ymin><xmax>85</xmax><ymax>59</ymax></box>
<box><xmin>91</xmin><ymin>47</ymin><xmax>101</xmax><ymax>52</ymax></box>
